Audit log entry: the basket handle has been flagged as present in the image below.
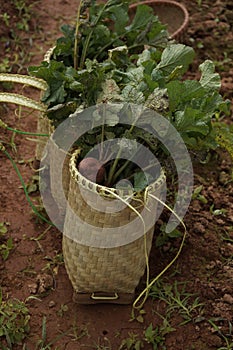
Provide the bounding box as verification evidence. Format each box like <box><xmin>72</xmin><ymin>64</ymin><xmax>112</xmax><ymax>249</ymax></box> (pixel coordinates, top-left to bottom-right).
<box><xmin>91</xmin><ymin>292</ymin><xmax>119</xmax><ymax>301</ymax></box>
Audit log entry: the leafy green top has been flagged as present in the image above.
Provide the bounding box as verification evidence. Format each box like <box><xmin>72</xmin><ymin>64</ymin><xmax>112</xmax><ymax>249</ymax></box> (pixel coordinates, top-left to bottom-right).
<box><xmin>28</xmin><ymin>0</ymin><xmax>168</xmax><ymax>118</ymax></box>
<box><xmin>28</xmin><ymin>0</ymin><xmax>231</xmax><ymax>188</ymax></box>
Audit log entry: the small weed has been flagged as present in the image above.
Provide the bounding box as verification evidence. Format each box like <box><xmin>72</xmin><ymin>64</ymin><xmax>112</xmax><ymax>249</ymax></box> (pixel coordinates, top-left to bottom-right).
<box><xmin>0</xmin><ymin>289</ymin><xmax>30</xmax><ymax>347</ymax></box>
<box><xmin>0</xmin><ymin>222</ymin><xmax>8</xmax><ymax>235</ymax></box>
<box><xmin>119</xmin><ymin>332</ymin><xmax>143</xmax><ymax>350</ymax></box>
<box><xmin>144</xmin><ymin>323</ymin><xmax>164</xmax><ymax>349</ymax></box>
<box><xmin>86</xmin><ymin>337</ymin><xmax>112</xmax><ymax>349</ymax></box>
<box><xmin>0</xmin><ymin>237</ymin><xmax>14</xmax><ymax>261</ymax></box>
<box><xmin>150</xmin><ymin>280</ymin><xmax>204</xmax><ymax>325</ymax></box>
<box><xmin>131</xmin><ymin>308</ymin><xmax>146</xmax><ymax>323</ymax></box>
<box><xmin>214</xmin><ymin>52</ymin><xmax>232</xmax><ymax>71</ymax></box>
<box><xmin>21</xmin><ymin>174</ymin><xmax>40</xmax><ymax>194</ymax></box>
<box><xmin>196</xmin><ymin>42</ymin><xmax>204</xmax><ymax>49</ymax></box>
<box><xmin>57</xmin><ymin>304</ymin><xmax>68</xmax><ymax>317</ymax></box>
<box><xmin>192</xmin><ymin>185</ymin><xmax>208</xmax><ymax>204</ymax></box>
<box><xmin>30</xmin><ymin>225</ymin><xmax>52</xmax><ymax>252</ymax></box>
<box><xmin>34</xmin><ymin>316</ymin><xmax>62</xmax><ymax>350</ymax></box>
<box><xmin>0</xmin><ymin>13</ymin><xmax>11</xmax><ymax>27</ymax></box>
<box><xmin>0</xmin><ymin>58</ymin><xmax>11</xmax><ymax>73</ymax></box>
<box><xmin>68</xmin><ymin>319</ymin><xmax>89</xmax><ymax>341</ymax></box>
<box><xmin>222</xmin><ymin>228</ymin><xmax>233</xmax><ymax>244</ymax></box>
<box><xmin>209</xmin><ymin>319</ymin><xmax>233</xmax><ymax>350</ymax></box>
<box><xmin>144</xmin><ymin>319</ymin><xmax>175</xmax><ymax>349</ymax></box>
<box><xmin>1</xmin><ymin>0</ymin><xmax>36</xmax><ymax>74</ymax></box>
<box><xmin>0</xmin><ymin>222</ymin><xmax>14</xmax><ymax>261</ymax></box>
<box><xmin>35</xmin><ymin>316</ymin><xmax>48</xmax><ymax>350</ymax></box>
<box><xmin>13</xmin><ymin>0</ymin><xmax>34</xmax><ymax>32</ymax></box>
<box><xmin>210</xmin><ymin>204</ymin><xmax>227</xmax><ymax>217</ymax></box>
<box><xmin>42</xmin><ymin>253</ymin><xmax>64</xmax><ymax>272</ymax></box>
<box><xmin>156</xmin><ymin>223</ymin><xmax>182</xmax><ymax>248</ymax></box>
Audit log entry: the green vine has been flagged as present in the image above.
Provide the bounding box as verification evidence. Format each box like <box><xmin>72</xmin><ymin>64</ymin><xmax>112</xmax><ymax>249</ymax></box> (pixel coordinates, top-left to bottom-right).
<box><xmin>0</xmin><ymin>143</ymin><xmax>54</xmax><ymax>226</ymax></box>
<box><xmin>0</xmin><ymin>118</ymin><xmax>49</xmax><ymax>137</ymax></box>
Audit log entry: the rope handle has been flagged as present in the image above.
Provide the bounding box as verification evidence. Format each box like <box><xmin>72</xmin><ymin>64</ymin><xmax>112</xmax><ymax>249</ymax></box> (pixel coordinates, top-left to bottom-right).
<box><xmin>132</xmin><ymin>192</ymin><xmax>187</xmax><ymax>310</ymax></box>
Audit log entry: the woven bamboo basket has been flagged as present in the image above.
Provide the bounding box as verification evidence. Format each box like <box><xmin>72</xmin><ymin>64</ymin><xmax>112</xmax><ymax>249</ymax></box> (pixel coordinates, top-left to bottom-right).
<box><xmin>35</xmin><ymin>47</ymin><xmax>71</xmax><ymax>225</ymax></box>
<box><xmin>63</xmin><ymin>148</ymin><xmax>166</xmax><ymax>304</ymax></box>
<box><xmin>129</xmin><ymin>0</ymin><xmax>189</xmax><ymax>42</ymax></box>
<box><xmin>35</xmin><ymin>113</ymin><xmax>54</xmax><ymax>161</ymax></box>
<box><xmin>48</xmin><ymin>138</ymin><xmax>71</xmax><ymax>226</ymax></box>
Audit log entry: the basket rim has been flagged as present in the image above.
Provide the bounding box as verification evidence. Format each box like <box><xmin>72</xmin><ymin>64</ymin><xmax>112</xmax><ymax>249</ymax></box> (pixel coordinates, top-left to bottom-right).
<box><xmin>129</xmin><ymin>0</ymin><xmax>189</xmax><ymax>39</ymax></box>
<box><xmin>69</xmin><ymin>148</ymin><xmax>166</xmax><ymax>199</ymax></box>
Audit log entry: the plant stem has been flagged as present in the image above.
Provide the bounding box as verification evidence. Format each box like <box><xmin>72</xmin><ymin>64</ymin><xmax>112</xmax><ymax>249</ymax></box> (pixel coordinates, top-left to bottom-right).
<box><xmin>112</xmin><ymin>143</ymin><xmax>158</xmax><ymax>185</ymax></box>
<box><xmin>107</xmin><ymin>107</ymin><xmax>142</xmax><ymax>185</ymax></box>
<box><xmin>74</xmin><ymin>0</ymin><xmax>83</xmax><ymax>70</ymax></box>
<box><xmin>7</xmin><ymin>127</ymin><xmax>49</xmax><ymax>137</ymax></box>
<box><xmin>0</xmin><ymin>118</ymin><xmax>49</xmax><ymax>136</ymax></box>
<box><xmin>80</xmin><ymin>1</ymin><xmax>109</xmax><ymax>69</ymax></box>
<box><xmin>107</xmin><ymin>145</ymin><xmax>123</xmax><ymax>186</ymax></box>
<box><xmin>99</xmin><ymin>104</ymin><xmax>106</xmax><ymax>161</ymax></box>
<box><xmin>111</xmin><ymin>144</ymin><xmax>142</xmax><ymax>184</ymax></box>
<box><xmin>111</xmin><ymin>158</ymin><xmax>132</xmax><ymax>184</ymax></box>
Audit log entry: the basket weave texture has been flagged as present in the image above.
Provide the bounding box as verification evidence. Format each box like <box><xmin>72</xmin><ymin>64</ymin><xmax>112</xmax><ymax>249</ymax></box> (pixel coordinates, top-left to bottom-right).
<box><xmin>35</xmin><ymin>114</ymin><xmax>53</xmax><ymax>161</ymax></box>
<box><xmin>35</xmin><ymin>48</ymin><xmax>55</xmax><ymax>161</ymax></box>
<box><xmin>63</xmin><ymin>149</ymin><xmax>166</xmax><ymax>294</ymax></box>
<box><xmin>49</xmin><ymin>139</ymin><xmax>71</xmax><ymax>222</ymax></box>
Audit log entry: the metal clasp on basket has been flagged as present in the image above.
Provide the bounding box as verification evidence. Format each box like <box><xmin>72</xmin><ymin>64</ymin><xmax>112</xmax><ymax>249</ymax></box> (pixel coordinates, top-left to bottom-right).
<box><xmin>91</xmin><ymin>292</ymin><xmax>119</xmax><ymax>300</ymax></box>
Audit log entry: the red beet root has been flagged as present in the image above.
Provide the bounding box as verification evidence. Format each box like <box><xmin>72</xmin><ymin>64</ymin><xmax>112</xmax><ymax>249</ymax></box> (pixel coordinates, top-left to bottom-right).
<box><xmin>78</xmin><ymin>157</ymin><xmax>106</xmax><ymax>184</ymax></box>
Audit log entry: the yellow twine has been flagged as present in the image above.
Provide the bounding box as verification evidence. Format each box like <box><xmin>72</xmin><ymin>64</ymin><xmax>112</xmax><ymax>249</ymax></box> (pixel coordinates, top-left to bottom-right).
<box><xmin>132</xmin><ymin>192</ymin><xmax>187</xmax><ymax>310</ymax></box>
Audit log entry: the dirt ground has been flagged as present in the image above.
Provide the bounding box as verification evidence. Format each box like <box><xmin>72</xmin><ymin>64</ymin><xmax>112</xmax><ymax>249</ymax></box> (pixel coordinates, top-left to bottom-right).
<box><xmin>0</xmin><ymin>0</ymin><xmax>233</xmax><ymax>349</ymax></box>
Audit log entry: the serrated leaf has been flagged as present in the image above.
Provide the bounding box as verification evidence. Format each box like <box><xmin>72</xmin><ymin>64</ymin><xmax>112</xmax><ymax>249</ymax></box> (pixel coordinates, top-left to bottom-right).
<box><xmin>92</xmin><ymin>24</ymin><xmax>111</xmax><ymax>47</ymax></box>
<box><xmin>126</xmin><ymin>4</ymin><xmax>154</xmax><ymax>31</ymax></box>
<box><xmin>121</xmin><ymin>85</ymin><xmax>145</xmax><ymax>104</ymax></box>
<box><xmin>167</xmin><ymin>80</ymin><xmax>204</xmax><ymax>112</ymax></box>
<box><xmin>174</xmin><ymin>109</ymin><xmax>210</xmax><ymax>135</ymax></box>
<box><xmin>199</xmin><ymin>60</ymin><xmax>221</xmax><ymax>92</ymax></box>
<box><xmin>42</xmin><ymin>80</ymin><xmax>66</xmax><ymax>105</ymax></box>
<box><xmin>144</xmin><ymin>323</ymin><xmax>157</xmax><ymax>341</ymax></box>
<box><xmin>137</xmin><ymin>49</ymin><xmax>152</xmax><ymax>66</ymax></box>
<box><xmin>145</xmin><ymin>87</ymin><xmax>169</xmax><ymax>114</ymax></box>
<box><xmin>105</xmin><ymin>3</ymin><xmax>129</xmax><ymax>34</ymax></box>
<box><xmin>97</xmin><ymin>78</ymin><xmax>122</xmax><ymax>103</ymax></box>
<box><xmin>153</xmin><ymin>44</ymin><xmax>195</xmax><ymax>78</ymax></box>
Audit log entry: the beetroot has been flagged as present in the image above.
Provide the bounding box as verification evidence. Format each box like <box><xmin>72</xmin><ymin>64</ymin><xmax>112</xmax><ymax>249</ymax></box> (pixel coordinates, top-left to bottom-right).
<box><xmin>78</xmin><ymin>157</ymin><xmax>106</xmax><ymax>184</ymax></box>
